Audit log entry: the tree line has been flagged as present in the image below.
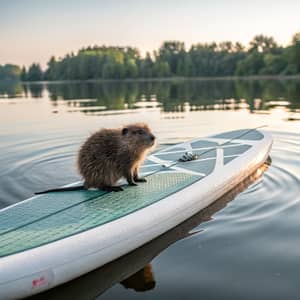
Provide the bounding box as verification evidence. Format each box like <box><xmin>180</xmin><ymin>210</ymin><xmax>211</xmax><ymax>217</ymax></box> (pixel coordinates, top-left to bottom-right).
<box><xmin>1</xmin><ymin>33</ymin><xmax>299</xmax><ymax>81</ymax></box>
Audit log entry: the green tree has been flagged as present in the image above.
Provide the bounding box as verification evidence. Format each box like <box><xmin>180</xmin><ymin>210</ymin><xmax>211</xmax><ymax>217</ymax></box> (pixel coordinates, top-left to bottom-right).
<box><xmin>125</xmin><ymin>59</ymin><xmax>138</xmax><ymax>78</ymax></box>
<box><xmin>249</xmin><ymin>35</ymin><xmax>278</xmax><ymax>53</ymax></box>
<box><xmin>260</xmin><ymin>53</ymin><xmax>286</xmax><ymax>74</ymax></box>
<box><xmin>27</xmin><ymin>63</ymin><xmax>43</xmax><ymax>81</ymax></box>
<box><xmin>152</xmin><ymin>61</ymin><xmax>171</xmax><ymax>77</ymax></box>
<box><xmin>290</xmin><ymin>33</ymin><xmax>300</xmax><ymax>72</ymax></box>
<box><xmin>20</xmin><ymin>66</ymin><xmax>27</xmax><ymax>81</ymax></box>
<box><xmin>139</xmin><ymin>52</ymin><xmax>153</xmax><ymax>77</ymax></box>
<box><xmin>0</xmin><ymin>64</ymin><xmax>22</xmax><ymax>80</ymax></box>
<box><xmin>102</xmin><ymin>62</ymin><xmax>115</xmax><ymax>79</ymax></box>
<box><xmin>235</xmin><ymin>52</ymin><xmax>265</xmax><ymax>75</ymax></box>
<box><xmin>158</xmin><ymin>41</ymin><xmax>185</xmax><ymax>75</ymax></box>
<box><xmin>44</xmin><ymin>56</ymin><xmax>58</xmax><ymax>80</ymax></box>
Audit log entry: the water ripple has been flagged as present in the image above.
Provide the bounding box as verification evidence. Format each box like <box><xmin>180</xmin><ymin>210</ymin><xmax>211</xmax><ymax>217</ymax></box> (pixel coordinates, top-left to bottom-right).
<box><xmin>0</xmin><ymin>137</ymin><xmax>81</xmax><ymax>208</ymax></box>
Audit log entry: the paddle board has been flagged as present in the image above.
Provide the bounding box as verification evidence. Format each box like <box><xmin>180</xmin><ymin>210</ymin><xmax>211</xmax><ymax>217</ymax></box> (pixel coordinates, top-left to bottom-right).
<box><xmin>0</xmin><ymin>128</ymin><xmax>272</xmax><ymax>299</ymax></box>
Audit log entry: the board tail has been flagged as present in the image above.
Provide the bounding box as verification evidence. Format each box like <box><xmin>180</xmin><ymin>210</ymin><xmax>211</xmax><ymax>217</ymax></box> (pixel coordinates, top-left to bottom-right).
<box><xmin>35</xmin><ymin>185</ymin><xmax>86</xmax><ymax>195</ymax></box>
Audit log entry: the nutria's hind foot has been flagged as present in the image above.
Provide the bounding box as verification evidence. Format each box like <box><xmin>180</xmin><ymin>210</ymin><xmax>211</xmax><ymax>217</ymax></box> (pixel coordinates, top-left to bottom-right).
<box><xmin>134</xmin><ymin>177</ymin><xmax>147</xmax><ymax>182</ymax></box>
<box><xmin>126</xmin><ymin>174</ymin><xmax>138</xmax><ymax>186</ymax></box>
<box><xmin>102</xmin><ymin>186</ymin><xmax>124</xmax><ymax>192</ymax></box>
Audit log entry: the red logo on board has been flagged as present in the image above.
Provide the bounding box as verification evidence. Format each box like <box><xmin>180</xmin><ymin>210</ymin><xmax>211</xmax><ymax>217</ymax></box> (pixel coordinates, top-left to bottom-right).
<box><xmin>32</xmin><ymin>276</ymin><xmax>47</xmax><ymax>288</ymax></box>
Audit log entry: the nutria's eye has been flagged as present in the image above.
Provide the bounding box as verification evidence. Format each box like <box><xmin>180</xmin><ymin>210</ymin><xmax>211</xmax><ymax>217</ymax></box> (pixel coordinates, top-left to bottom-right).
<box><xmin>138</xmin><ymin>129</ymin><xmax>144</xmax><ymax>135</ymax></box>
<box><xmin>122</xmin><ymin>128</ymin><xmax>129</xmax><ymax>135</ymax></box>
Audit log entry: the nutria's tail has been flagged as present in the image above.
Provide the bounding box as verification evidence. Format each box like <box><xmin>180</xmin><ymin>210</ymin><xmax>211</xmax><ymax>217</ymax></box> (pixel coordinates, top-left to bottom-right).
<box><xmin>35</xmin><ymin>185</ymin><xmax>86</xmax><ymax>195</ymax></box>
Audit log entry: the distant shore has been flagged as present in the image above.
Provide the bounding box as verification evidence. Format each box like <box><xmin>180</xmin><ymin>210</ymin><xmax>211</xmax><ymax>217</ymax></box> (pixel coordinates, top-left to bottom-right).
<box><xmin>20</xmin><ymin>74</ymin><xmax>300</xmax><ymax>84</ymax></box>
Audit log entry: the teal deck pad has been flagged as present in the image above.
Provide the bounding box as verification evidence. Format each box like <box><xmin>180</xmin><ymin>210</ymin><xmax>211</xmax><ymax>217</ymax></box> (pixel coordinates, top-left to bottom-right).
<box><xmin>0</xmin><ymin>189</ymin><xmax>106</xmax><ymax>235</ymax></box>
<box><xmin>212</xmin><ymin>129</ymin><xmax>264</xmax><ymax>140</ymax></box>
<box><xmin>0</xmin><ymin>173</ymin><xmax>200</xmax><ymax>257</ymax></box>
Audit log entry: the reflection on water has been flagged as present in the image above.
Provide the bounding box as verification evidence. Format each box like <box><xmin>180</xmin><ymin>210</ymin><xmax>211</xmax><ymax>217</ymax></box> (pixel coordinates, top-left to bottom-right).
<box><xmin>0</xmin><ymin>80</ymin><xmax>24</xmax><ymax>98</ymax></box>
<box><xmin>0</xmin><ymin>79</ymin><xmax>300</xmax><ymax>116</ymax></box>
<box><xmin>29</xmin><ymin>163</ymin><xmax>269</xmax><ymax>300</ymax></box>
<box><xmin>120</xmin><ymin>264</ymin><xmax>156</xmax><ymax>292</ymax></box>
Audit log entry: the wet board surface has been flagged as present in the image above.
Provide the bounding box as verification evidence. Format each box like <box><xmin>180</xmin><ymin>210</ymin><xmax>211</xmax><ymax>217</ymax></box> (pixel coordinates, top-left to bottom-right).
<box><xmin>0</xmin><ymin>129</ymin><xmax>266</xmax><ymax>258</ymax></box>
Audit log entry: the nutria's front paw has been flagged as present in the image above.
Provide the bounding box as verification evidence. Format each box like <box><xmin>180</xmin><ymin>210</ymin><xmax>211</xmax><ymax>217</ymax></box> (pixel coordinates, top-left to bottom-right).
<box><xmin>103</xmin><ymin>186</ymin><xmax>124</xmax><ymax>192</ymax></box>
<box><xmin>135</xmin><ymin>177</ymin><xmax>147</xmax><ymax>182</ymax></box>
<box><xmin>113</xmin><ymin>186</ymin><xmax>124</xmax><ymax>191</ymax></box>
<box><xmin>129</xmin><ymin>182</ymin><xmax>138</xmax><ymax>186</ymax></box>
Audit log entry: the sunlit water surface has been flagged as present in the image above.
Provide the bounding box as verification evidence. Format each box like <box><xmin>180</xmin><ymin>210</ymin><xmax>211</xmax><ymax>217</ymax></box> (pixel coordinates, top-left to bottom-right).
<box><xmin>0</xmin><ymin>79</ymin><xmax>300</xmax><ymax>300</ymax></box>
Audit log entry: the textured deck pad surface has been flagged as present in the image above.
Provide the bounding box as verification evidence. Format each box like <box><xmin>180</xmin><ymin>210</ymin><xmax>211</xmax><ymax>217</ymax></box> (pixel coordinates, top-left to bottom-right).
<box><xmin>0</xmin><ymin>129</ymin><xmax>263</xmax><ymax>257</ymax></box>
<box><xmin>0</xmin><ymin>173</ymin><xmax>199</xmax><ymax>257</ymax></box>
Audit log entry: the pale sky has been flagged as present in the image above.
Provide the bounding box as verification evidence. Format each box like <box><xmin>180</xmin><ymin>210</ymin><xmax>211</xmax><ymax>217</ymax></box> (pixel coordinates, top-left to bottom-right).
<box><xmin>0</xmin><ymin>0</ymin><xmax>299</xmax><ymax>68</ymax></box>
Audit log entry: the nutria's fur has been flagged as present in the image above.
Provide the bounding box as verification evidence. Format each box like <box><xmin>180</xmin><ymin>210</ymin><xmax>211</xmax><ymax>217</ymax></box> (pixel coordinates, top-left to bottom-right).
<box><xmin>78</xmin><ymin>123</ymin><xmax>156</xmax><ymax>191</ymax></box>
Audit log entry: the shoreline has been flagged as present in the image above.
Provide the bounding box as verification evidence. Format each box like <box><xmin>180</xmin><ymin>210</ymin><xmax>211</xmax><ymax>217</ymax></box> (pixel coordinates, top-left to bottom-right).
<box><xmin>20</xmin><ymin>75</ymin><xmax>300</xmax><ymax>84</ymax></box>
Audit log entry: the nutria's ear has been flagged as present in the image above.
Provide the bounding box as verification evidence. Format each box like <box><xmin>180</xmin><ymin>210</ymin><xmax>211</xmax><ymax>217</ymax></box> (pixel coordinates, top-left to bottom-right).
<box><xmin>122</xmin><ymin>128</ymin><xmax>129</xmax><ymax>135</ymax></box>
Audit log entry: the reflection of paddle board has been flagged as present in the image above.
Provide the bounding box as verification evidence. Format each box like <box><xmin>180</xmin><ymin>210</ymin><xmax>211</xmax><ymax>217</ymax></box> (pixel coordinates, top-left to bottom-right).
<box><xmin>0</xmin><ymin>129</ymin><xmax>272</xmax><ymax>299</ymax></box>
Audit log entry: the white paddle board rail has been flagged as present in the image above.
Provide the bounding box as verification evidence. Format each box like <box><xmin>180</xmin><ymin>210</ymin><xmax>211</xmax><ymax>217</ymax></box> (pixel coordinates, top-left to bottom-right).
<box><xmin>0</xmin><ymin>129</ymin><xmax>272</xmax><ymax>299</ymax></box>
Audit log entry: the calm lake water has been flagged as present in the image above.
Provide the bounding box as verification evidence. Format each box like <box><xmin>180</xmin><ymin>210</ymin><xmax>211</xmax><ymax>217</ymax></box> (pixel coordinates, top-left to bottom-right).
<box><xmin>1</xmin><ymin>78</ymin><xmax>300</xmax><ymax>300</ymax></box>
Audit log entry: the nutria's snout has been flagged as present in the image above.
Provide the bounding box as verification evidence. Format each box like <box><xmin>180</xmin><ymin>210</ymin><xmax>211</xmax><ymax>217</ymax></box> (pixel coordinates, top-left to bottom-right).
<box><xmin>149</xmin><ymin>133</ymin><xmax>156</xmax><ymax>146</ymax></box>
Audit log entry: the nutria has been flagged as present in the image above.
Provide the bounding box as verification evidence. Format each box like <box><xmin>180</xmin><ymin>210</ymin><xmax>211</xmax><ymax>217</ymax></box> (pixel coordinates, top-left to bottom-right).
<box><xmin>35</xmin><ymin>123</ymin><xmax>155</xmax><ymax>194</ymax></box>
<box><xmin>77</xmin><ymin>123</ymin><xmax>155</xmax><ymax>192</ymax></box>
